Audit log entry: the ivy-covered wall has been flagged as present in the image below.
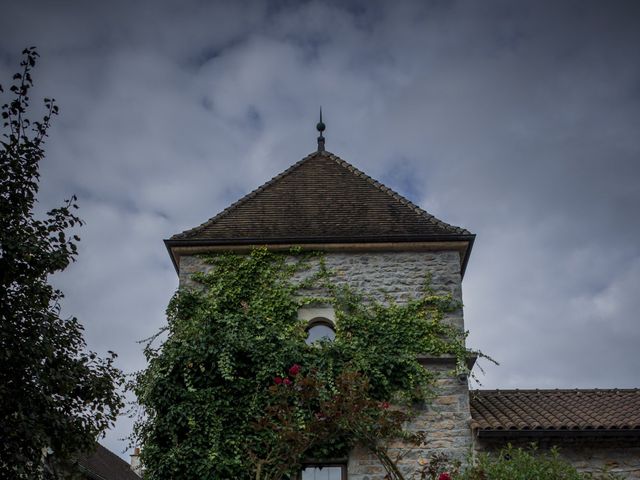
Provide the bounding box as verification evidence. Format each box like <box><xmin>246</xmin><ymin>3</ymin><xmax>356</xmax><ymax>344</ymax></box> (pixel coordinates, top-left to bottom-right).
<box><xmin>180</xmin><ymin>250</ymin><xmax>463</xmax><ymax>309</ymax></box>
<box><xmin>349</xmin><ymin>358</ymin><xmax>473</xmax><ymax>479</ymax></box>
<box><xmin>177</xmin><ymin>249</ymin><xmax>473</xmax><ymax>478</ymax></box>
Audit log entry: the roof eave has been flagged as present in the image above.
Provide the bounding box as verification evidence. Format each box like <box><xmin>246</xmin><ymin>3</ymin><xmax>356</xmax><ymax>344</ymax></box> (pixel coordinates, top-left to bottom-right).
<box><xmin>164</xmin><ymin>238</ymin><xmax>180</xmax><ymax>274</ymax></box>
<box><xmin>165</xmin><ymin>234</ymin><xmax>475</xmax><ymax>275</ymax></box>
<box><xmin>460</xmin><ymin>233</ymin><xmax>475</xmax><ymax>277</ymax></box>
<box><xmin>476</xmin><ymin>428</ymin><xmax>640</xmax><ymax>439</ymax></box>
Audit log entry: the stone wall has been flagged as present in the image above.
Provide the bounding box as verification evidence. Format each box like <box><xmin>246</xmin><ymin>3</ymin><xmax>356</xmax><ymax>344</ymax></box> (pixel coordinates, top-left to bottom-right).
<box><xmin>178</xmin><ymin>249</ymin><xmax>473</xmax><ymax>478</ymax></box>
<box><xmin>349</xmin><ymin>359</ymin><xmax>473</xmax><ymax>480</ymax></box>
<box><xmin>475</xmin><ymin>437</ymin><xmax>640</xmax><ymax>479</ymax></box>
<box><xmin>179</xmin><ymin>250</ymin><xmax>464</xmax><ymax>327</ymax></box>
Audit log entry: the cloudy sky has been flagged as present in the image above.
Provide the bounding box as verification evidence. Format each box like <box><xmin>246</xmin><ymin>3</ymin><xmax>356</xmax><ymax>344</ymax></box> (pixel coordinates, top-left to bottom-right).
<box><xmin>2</xmin><ymin>0</ymin><xmax>639</xmax><ymax>459</ymax></box>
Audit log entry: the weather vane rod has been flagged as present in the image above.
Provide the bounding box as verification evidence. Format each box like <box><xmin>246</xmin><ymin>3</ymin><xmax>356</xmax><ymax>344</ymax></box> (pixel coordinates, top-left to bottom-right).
<box><xmin>316</xmin><ymin>107</ymin><xmax>326</xmax><ymax>152</ymax></box>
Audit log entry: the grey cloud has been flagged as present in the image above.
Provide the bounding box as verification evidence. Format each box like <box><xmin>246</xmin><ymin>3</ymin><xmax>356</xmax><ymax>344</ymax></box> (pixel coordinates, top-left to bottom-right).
<box><xmin>2</xmin><ymin>0</ymin><xmax>639</xmax><ymax>458</ymax></box>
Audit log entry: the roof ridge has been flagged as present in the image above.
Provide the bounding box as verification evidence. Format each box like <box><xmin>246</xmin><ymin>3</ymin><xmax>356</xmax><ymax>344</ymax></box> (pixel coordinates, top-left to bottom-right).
<box><xmin>77</xmin><ymin>443</ymin><xmax>139</xmax><ymax>480</ymax></box>
<box><xmin>94</xmin><ymin>443</ymin><xmax>128</xmax><ymax>466</ymax></box>
<box><xmin>326</xmin><ymin>152</ymin><xmax>470</xmax><ymax>235</ymax></box>
<box><xmin>172</xmin><ymin>150</ymin><xmax>320</xmax><ymax>240</ymax></box>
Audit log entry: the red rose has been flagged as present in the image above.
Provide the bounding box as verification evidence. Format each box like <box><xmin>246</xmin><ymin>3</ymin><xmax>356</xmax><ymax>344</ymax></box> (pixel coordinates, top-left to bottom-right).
<box><xmin>274</xmin><ymin>376</ymin><xmax>283</xmax><ymax>385</ymax></box>
<box><xmin>283</xmin><ymin>378</ymin><xmax>292</xmax><ymax>386</ymax></box>
<box><xmin>380</xmin><ymin>401</ymin><xmax>390</xmax><ymax>409</ymax></box>
<box><xmin>289</xmin><ymin>364</ymin><xmax>301</xmax><ymax>376</ymax></box>
<box><xmin>438</xmin><ymin>472</ymin><xmax>451</xmax><ymax>480</ymax></box>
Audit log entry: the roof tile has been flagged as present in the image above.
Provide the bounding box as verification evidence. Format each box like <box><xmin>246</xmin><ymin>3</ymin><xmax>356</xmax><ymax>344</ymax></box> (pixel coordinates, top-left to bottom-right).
<box><xmin>470</xmin><ymin>389</ymin><xmax>640</xmax><ymax>432</ymax></box>
<box><xmin>170</xmin><ymin>150</ymin><xmax>471</xmax><ymax>242</ymax></box>
<box><xmin>77</xmin><ymin>443</ymin><xmax>140</xmax><ymax>479</ymax></box>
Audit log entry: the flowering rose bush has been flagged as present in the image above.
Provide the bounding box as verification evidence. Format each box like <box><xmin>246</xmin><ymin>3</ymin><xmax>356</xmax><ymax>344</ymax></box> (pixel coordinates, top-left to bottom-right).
<box><xmin>251</xmin><ymin>368</ymin><xmax>414</xmax><ymax>480</ymax></box>
<box><xmin>414</xmin><ymin>452</ymin><xmax>461</xmax><ymax>480</ymax></box>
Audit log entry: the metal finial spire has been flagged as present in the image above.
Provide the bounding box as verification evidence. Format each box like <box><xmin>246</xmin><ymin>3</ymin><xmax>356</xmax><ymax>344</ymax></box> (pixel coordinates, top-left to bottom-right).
<box><xmin>316</xmin><ymin>107</ymin><xmax>326</xmax><ymax>152</ymax></box>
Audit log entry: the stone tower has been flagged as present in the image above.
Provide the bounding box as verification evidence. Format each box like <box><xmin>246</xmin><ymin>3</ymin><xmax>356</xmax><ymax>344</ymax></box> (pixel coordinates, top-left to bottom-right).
<box><xmin>165</xmin><ymin>147</ymin><xmax>475</xmax><ymax>479</ymax></box>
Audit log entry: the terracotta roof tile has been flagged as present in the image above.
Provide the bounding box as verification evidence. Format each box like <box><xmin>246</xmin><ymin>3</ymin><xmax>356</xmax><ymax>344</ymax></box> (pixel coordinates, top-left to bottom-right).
<box><xmin>470</xmin><ymin>389</ymin><xmax>640</xmax><ymax>433</ymax></box>
<box><xmin>170</xmin><ymin>150</ymin><xmax>472</xmax><ymax>242</ymax></box>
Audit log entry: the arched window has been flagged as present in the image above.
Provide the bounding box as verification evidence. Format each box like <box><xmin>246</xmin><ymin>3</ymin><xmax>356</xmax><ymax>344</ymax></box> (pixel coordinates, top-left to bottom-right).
<box><xmin>305</xmin><ymin>317</ymin><xmax>335</xmax><ymax>344</ymax></box>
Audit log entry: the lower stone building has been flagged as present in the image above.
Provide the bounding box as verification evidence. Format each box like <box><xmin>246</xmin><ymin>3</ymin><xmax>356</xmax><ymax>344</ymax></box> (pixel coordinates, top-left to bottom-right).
<box><xmin>471</xmin><ymin>389</ymin><xmax>640</xmax><ymax>478</ymax></box>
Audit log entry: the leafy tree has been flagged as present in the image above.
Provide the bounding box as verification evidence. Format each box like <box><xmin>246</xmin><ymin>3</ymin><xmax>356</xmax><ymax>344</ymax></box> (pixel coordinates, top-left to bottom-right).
<box><xmin>0</xmin><ymin>48</ymin><xmax>124</xmax><ymax>478</ymax></box>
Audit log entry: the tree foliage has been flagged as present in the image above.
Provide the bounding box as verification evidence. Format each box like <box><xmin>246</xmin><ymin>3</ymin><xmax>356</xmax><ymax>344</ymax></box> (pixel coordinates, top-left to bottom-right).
<box><xmin>0</xmin><ymin>47</ymin><xmax>124</xmax><ymax>478</ymax></box>
<box><xmin>133</xmin><ymin>248</ymin><xmax>471</xmax><ymax>479</ymax></box>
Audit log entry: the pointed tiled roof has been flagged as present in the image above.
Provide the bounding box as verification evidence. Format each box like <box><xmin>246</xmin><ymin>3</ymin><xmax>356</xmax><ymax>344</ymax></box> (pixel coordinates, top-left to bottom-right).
<box><xmin>170</xmin><ymin>150</ymin><xmax>472</xmax><ymax>243</ymax></box>
<box><xmin>470</xmin><ymin>389</ymin><xmax>640</xmax><ymax>435</ymax></box>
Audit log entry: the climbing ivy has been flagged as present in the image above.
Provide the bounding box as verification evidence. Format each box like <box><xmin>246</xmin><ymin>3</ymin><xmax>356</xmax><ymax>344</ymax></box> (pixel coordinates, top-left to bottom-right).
<box><xmin>132</xmin><ymin>248</ymin><xmax>473</xmax><ymax>479</ymax></box>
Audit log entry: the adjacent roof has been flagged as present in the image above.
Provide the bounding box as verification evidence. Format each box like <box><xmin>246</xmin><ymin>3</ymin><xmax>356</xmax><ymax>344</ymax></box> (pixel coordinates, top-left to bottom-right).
<box><xmin>166</xmin><ymin>150</ymin><xmax>474</xmax><ymax>272</ymax></box>
<box><xmin>77</xmin><ymin>443</ymin><xmax>140</xmax><ymax>480</ymax></box>
<box><xmin>470</xmin><ymin>389</ymin><xmax>640</xmax><ymax>436</ymax></box>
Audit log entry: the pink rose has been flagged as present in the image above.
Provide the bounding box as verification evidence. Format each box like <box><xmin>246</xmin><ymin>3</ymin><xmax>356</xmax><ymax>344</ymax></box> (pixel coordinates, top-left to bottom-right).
<box><xmin>289</xmin><ymin>364</ymin><xmax>301</xmax><ymax>376</ymax></box>
<box><xmin>274</xmin><ymin>376</ymin><xmax>283</xmax><ymax>385</ymax></box>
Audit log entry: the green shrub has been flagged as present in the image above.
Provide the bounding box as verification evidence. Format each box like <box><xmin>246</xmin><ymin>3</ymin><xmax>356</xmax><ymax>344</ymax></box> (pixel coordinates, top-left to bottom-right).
<box><xmin>461</xmin><ymin>445</ymin><xmax>624</xmax><ymax>480</ymax></box>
